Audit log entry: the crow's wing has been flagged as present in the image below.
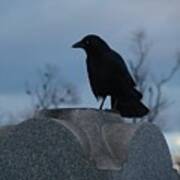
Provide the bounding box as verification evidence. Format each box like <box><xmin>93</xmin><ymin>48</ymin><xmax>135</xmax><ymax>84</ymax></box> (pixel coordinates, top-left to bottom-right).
<box><xmin>101</xmin><ymin>49</ymin><xmax>143</xmax><ymax>100</ymax></box>
<box><xmin>102</xmin><ymin>49</ymin><xmax>136</xmax><ymax>88</ymax></box>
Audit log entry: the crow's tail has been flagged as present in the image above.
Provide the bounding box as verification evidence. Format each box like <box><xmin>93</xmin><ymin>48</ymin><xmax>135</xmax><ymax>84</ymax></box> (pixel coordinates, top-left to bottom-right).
<box><xmin>111</xmin><ymin>96</ymin><xmax>149</xmax><ymax>118</ymax></box>
<box><xmin>133</xmin><ymin>88</ymin><xmax>143</xmax><ymax>100</ymax></box>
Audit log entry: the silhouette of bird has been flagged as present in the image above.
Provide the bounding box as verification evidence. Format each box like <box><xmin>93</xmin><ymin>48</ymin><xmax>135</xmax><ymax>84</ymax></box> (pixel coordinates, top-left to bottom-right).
<box><xmin>72</xmin><ymin>34</ymin><xmax>149</xmax><ymax>117</ymax></box>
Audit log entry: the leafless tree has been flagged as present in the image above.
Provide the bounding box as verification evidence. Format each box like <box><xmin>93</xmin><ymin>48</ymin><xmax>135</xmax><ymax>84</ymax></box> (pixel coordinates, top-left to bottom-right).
<box><xmin>25</xmin><ymin>64</ymin><xmax>80</xmax><ymax>113</ymax></box>
<box><xmin>128</xmin><ymin>30</ymin><xmax>180</xmax><ymax>124</ymax></box>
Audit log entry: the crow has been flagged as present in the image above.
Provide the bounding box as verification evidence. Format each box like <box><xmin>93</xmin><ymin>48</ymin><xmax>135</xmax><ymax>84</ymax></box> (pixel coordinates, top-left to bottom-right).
<box><xmin>72</xmin><ymin>34</ymin><xmax>149</xmax><ymax>117</ymax></box>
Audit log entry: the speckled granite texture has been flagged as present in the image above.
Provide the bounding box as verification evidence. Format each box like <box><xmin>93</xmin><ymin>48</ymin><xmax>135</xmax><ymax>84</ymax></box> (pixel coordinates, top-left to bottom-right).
<box><xmin>120</xmin><ymin>123</ymin><xmax>177</xmax><ymax>180</ymax></box>
<box><xmin>0</xmin><ymin>108</ymin><xmax>179</xmax><ymax>180</ymax></box>
<box><xmin>0</xmin><ymin>116</ymin><xmax>110</xmax><ymax>180</ymax></box>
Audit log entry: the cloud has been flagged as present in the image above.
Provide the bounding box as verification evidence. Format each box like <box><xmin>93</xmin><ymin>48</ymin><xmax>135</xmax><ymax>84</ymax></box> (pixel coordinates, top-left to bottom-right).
<box><xmin>1</xmin><ymin>0</ymin><xmax>180</xmax><ymax>40</ymax></box>
<box><xmin>0</xmin><ymin>0</ymin><xmax>179</xmax><ymax>129</ymax></box>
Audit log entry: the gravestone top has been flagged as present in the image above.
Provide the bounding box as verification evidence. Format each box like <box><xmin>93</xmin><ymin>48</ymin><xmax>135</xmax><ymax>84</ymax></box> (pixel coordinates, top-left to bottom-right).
<box><xmin>0</xmin><ymin>108</ymin><xmax>178</xmax><ymax>180</ymax></box>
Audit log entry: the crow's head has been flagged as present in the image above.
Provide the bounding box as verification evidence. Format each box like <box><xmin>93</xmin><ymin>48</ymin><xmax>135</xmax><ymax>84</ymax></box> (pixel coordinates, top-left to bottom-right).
<box><xmin>72</xmin><ymin>34</ymin><xmax>110</xmax><ymax>53</ymax></box>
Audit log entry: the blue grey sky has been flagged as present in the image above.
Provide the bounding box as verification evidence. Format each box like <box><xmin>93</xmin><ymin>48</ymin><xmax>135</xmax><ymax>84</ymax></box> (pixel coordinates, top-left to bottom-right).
<box><xmin>0</xmin><ymin>0</ymin><xmax>180</xmax><ymax>130</ymax></box>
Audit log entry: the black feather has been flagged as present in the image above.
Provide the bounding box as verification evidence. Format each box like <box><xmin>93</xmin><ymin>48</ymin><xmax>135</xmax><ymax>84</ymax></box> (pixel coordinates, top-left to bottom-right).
<box><xmin>72</xmin><ymin>34</ymin><xmax>149</xmax><ymax>118</ymax></box>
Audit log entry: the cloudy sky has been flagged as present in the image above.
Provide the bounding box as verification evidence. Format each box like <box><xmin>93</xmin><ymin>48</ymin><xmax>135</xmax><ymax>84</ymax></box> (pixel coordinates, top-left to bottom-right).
<box><xmin>0</xmin><ymin>0</ymin><xmax>180</xmax><ymax>130</ymax></box>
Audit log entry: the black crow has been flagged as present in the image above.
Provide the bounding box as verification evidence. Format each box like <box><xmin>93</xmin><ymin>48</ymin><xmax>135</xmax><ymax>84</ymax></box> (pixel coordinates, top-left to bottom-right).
<box><xmin>72</xmin><ymin>34</ymin><xmax>149</xmax><ymax>117</ymax></box>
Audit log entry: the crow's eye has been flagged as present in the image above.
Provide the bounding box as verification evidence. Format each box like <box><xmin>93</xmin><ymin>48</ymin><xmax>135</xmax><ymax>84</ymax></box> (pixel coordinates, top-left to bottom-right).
<box><xmin>86</xmin><ymin>40</ymin><xmax>90</xmax><ymax>45</ymax></box>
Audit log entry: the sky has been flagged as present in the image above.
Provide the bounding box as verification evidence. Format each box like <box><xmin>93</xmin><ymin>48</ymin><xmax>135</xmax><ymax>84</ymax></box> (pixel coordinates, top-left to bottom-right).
<box><xmin>0</xmin><ymin>0</ymin><xmax>180</xmax><ymax>132</ymax></box>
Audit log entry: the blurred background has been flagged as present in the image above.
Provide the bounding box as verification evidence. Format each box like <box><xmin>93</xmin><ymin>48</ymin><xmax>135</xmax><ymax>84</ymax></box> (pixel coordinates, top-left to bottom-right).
<box><xmin>0</xmin><ymin>0</ymin><xmax>179</xmax><ymax>170</ymax></box>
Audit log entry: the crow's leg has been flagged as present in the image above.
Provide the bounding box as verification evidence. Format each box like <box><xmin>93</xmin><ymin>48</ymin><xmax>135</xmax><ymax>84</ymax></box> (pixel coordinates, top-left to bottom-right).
<box><xmin>111</xmin><ymin>96</ymin><xmax>118</xmax><ymax>109</ymax></box>
<box><xmin>112</xmin><ymin>100</ymin><xmax>118</xmax><ymax>109</ymax></box>
<box><xmin>111</xmin><ymin>99</ymin><xmax>119</xmax><ymax>111</ymax></box>
<box><xmin>99</xmin><ymin>97</ymin><xmax>106</xmax><ymax>110</ymax></box>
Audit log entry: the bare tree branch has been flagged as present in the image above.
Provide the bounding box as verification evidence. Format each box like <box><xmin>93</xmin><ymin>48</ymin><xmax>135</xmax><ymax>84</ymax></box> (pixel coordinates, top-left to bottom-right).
<box><xmin>25</xmin><ymin>64</ymin><xmax>80</xmax><ymax>113</ymax></box>
<box><xmin>128</xmin><ymin>30</ymin><xmax>180</xmax><ymax>125</ymax></box>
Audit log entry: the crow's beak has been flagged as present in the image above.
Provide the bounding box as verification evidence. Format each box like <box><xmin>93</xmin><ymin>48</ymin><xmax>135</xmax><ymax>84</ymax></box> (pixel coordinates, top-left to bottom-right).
<box><xmin>72</xmin><ymin>41</ymin><xmax>84</xmax><ymax>48</ymax></box>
